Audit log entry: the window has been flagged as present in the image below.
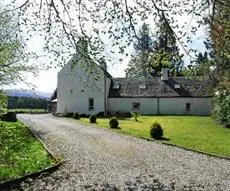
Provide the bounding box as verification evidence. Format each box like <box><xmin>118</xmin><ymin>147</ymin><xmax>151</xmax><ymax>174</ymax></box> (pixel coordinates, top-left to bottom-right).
<box><xmin>113</xmin><ymin>82</ymin><xmax>120</xmax><ymax>89</ymax></box>
<box><xmin>132</xmin><ymin>102</ymin><xmax>140</xmax><ymax>110</ymax></box>
<box><xmin>174</xmin><ymin>84</ymin><xmax>181</xmax><ymax>89</ymax></box>
<box><xmin>186</xmin><ymin>103</ymin><xmax>191</xmax><ymax>111</ymax></box>
<box><xmin>185</xmin><ymin>102</ymin><xmax>191</xmax><ymax>115</ymax></box>
<box><xmin>139</xmin><ymin>84</ymin><xmax>146</xmax><ymax>89</ymax></box>
<box><xmin>89</xmin><ymin>98</ymin><xmax>94</xmax><ymax>110</ymax></box>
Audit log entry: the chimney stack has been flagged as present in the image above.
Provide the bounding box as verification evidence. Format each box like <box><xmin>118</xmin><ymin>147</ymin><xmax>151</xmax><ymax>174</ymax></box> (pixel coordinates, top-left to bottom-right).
<box><xmin>161</xmin><ymin>68</ymin><xmax>169</xmax><ymax>81</ymax></box>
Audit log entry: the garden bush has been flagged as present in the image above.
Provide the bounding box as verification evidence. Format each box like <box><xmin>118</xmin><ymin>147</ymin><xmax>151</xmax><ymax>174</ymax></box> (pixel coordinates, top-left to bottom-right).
<box><xmin>96</xmin><ymin>111</ymin><xmax>112</xmax><ymax>118</ymax></box>
<box><xmin>1</xmin><ymin>112</ymin><xmax>17</xmax><ymax>122</ymax></box>
<box><xmin>73</xmin><ymin>112</ymin><xmax>80</xmax><ymax>120</ymax></box>
<box><xmin>89</xmin><ymin>114</ymin><xmax>97</xmax><ymax>123</ymax></box>
<box><xmin>80</xmin><ymin>114</ymin><xmax>89</xmax><ymax>118</ymax></box>
<box><xmin>150</xmin><ymin>122</ymin><xmax>163</xmax><ymax>140</ymax></box>
<box><xmin>96</xmin><ymin>112</ymin><xmax>105</xmax><ymax>118</ymax></box>
<box><xmin>65</xmin><ymin>113</ymin><xmax>74</xmax><ymax>118</ymax></box>
<box><xmin>213</xmin><ymin>88</ymin><xmax>230</xmax><ymax>128</ymax></box>
<box><xmin>109</xmin><ymin>117</ymin><xmax>119</xmax><ymax>128</ymax></box>
<box><xmin>115</xmin><ymin>111</ymin><xmax>132</xmax><ymax>118</ymax></box>
<box><xmin>132</xmin><ymin>112</ymin><xmax>140</xmax><ymax>122</ymax></box>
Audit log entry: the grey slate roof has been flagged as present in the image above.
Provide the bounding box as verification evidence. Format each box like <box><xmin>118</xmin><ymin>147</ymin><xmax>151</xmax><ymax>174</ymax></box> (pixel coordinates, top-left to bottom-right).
<box><xmin>108</xmin><ymin>77</ymin><xmax>213</xmax><ymax>98</ymax></box>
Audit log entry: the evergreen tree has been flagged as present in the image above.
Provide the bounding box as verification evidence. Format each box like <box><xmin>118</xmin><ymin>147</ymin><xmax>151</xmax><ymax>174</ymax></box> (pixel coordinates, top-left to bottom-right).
<box><xmin>126</xmin><ymin>20</ymin><xmax>184</xmax><ymax>78</ymax></box>
<box><xmin>125</xmin><ymin>23</ymin><xmax>153</xmax><ymax>78</ymax></box>
<box><xmin>148</xmin><ymin>18</ymin><xmax>184</xmax><ymax>76</ymax></box>
<box><xmin>50</xmin><ymin>89</ymin><xmax>57</xmax><ymax>101</ymax></box>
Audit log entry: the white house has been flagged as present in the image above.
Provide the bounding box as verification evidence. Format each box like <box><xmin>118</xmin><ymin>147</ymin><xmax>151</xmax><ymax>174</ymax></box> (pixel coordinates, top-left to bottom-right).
<box><xmin>57</xmin><ymin>58</ymin><xmax>213</xmax><ymax>116</ymax></box>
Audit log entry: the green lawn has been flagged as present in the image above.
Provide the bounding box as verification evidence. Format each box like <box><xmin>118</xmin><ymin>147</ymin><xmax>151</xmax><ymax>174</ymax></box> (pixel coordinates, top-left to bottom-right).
<box><xmin>0</xmin><ymin>121</ymin><xmax>55</xmax><ymax>182</ymax></box>
<box><xmin>81</xmin><ymin>116</ymin><xmax>230</xmax><ymax>157</ymax></box>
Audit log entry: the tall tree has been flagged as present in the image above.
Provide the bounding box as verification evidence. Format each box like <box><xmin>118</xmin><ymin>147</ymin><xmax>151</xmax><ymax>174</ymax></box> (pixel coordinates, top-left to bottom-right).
<box><xmin>125</xmin><ymin>23</ymin><xmax>153</xmax><ymax>78</ymax></box>
<box><xmin>148</xmin><ymin>18</ymin><xmax>184</xmax><ymax>76</ymax></box>
<box><xmin>50</xmin><ymin>89</ymin><xmax>57</xmax><ymax>101</ymax></box>
<box><xmin>126</xmin><ymin>19</ymin><xmax>184</xmax><ymax>78</ymax></box>
<box><xmin>185</xmin><ymin>51</ymin><xmax>211</xmax><ymax>76</ymax></box>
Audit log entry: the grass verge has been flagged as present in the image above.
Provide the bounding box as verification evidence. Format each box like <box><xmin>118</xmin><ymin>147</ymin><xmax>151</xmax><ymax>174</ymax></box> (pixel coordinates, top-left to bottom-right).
<box><xmin>0</xmin><ymin>121</ymin><xmax>55</xmax><ymax>182</ymax></box>
<box><xmin>81</xmin><ymin>116</ymin><xmax>230</xmax><ymax>157</ymax></box>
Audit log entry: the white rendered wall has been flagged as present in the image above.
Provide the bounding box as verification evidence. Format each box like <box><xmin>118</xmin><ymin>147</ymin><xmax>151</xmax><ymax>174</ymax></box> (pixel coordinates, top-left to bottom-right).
<box><xmin>108</xmin><ymin>97</ymin><xmax>212</xmax><ymax>115</ymax></box>
<box><xmin>159</xmin><ymin>97</ymin><xmax>212</xmax><ymax>115</ymax></box>
<box><xmin>57</xmin><ymin>63</ymin><xmax>111</xmax><ymax>115</ymax></box>
<box><xmin>108</xmin><ymin>98</ymin><xmax>158</xmax><ymax>115</ymax></box>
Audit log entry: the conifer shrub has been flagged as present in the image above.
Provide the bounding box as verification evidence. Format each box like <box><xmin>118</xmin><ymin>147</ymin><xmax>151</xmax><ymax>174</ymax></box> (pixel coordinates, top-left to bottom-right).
<box><xmin>89</xmin><ymin>114</ymin><xmax>97</xmax><ymax>123</ymax></box>
<box><xmin>150</xmin><ymin>122</ymin><xmax>163</xmax><ymax>140</ymax></box>
<box><xmin>73</xmin><ymin>112</ymin><xmax>80</xmax><ymax>120</ymax></box>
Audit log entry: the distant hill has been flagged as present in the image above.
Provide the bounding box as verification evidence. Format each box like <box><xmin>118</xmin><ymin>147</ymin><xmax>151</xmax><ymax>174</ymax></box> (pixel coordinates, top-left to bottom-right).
<box><xmin>6</xmin><ymin>89</ymin><xmax>51</xmax><ymax>100</ymax></box>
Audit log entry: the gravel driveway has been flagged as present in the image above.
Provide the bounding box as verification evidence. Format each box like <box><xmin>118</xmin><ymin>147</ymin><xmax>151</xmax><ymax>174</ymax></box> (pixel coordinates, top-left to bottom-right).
<box><xmin>8</xmin><ymin>114</ymin><xmax>230</xmax><ymax>190</ymax></box>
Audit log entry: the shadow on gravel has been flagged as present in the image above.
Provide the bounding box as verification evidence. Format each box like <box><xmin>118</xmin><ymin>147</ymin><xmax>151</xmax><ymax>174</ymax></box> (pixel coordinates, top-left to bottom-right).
<box><xmin>30</xmin><ymin>129</ymin><xmax>49</xmax><ymax>140</ymax></box>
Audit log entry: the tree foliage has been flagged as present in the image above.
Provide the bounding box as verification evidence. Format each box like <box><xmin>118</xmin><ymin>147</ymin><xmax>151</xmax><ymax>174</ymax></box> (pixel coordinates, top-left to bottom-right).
<box><xmin>7</xmin><ymin>96</ymin><xmax>48</xmax><ymax>110</ymax></box>
<box><xmin>125</xmin><ymin>23</ymin><xmax>153</xmax><ymax>78</ymax></box>
<box><xmin>50</xmin><ymin>88</ymin><xmax>57</xmax><ymax>101</ymax></box>
<box><xmin>126</xmin><ymin>20</ymin><xmax>184</xmax><ymax>78</ymax></box>
<box><xmin>148</xmin><ymin>18</ymin><xmax>184</xmax><ymax>76</ymax></box>
<box><xmin>4</xmin><ymin>0</ymin><xmax>213</xmax><ymax>68</ymax></box>
<box><xmin>185</xmin><ymin>51</ymin><xmax>212</xmax><ymax>77</ymax></box>
<box><xmin>208</xmin><ymin>0</ymin><xmax>230</xmax><ymax>126</ymax></box>
<box><xmin>213</xmin><ymin>89</ymin><xmax>230</xmax><ymax>127</ymax></box>
<box><xmin>0</xmin><ymin>9</ymin><xmax>36</xmax><ymax>86</ymax></box>
<box><xmin>0</xmin><ymin>7</ymin><xmax>37</xmax><ymax>113</ymax></box>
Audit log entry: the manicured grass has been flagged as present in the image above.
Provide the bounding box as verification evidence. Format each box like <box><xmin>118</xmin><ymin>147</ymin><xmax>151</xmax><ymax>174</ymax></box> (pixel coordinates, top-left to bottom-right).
<box><xmin>81</xmin><ymin>116</ymin><xmax>230</xmax><ymax>157</ymax></box>
<box><xmin>0</xmin><ymin>121</ymin><xmax>55</xmax><ymax>182</ymax></box>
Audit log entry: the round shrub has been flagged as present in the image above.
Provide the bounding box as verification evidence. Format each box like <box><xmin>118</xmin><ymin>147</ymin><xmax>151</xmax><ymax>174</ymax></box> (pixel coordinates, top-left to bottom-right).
<box><xmin>225</xmin><ymin>123</ymin><xmax>230</xmax><ymax>128</ymax></box>
<box><xmin>89</xmin><ymin>114</ymin><xmax>97</xmax><ymax>123</ymax></box>
<box><xmin>73</xmin><ymin>112</ymin><xmax>80</xmax><ymax>120</ymax></box>
<box><xmin>109</xmin><ymin>117</ymin><xmax>119</xmax><ymax>128</ymax></box>
<box><xmin>150</xmin><ymin>122</ymin><xmax>163</xmax><ymax>140</ymax></box>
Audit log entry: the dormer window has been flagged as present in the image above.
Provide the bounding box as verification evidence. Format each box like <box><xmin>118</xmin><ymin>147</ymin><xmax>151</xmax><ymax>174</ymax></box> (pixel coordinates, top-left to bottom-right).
<box><xmin>139</xmin><ymin>84</ymin><xmax>146</xmax><ymax>89</ymax></box>
<box><xmin>174</xmin><ymin>84</ymin><xmax>181</xmax><ymax>89</ymax></box>
<box><xmin>113</xmin><ymin>82</ymin><xmax>120</xmax><ymax>89</ymax></box>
